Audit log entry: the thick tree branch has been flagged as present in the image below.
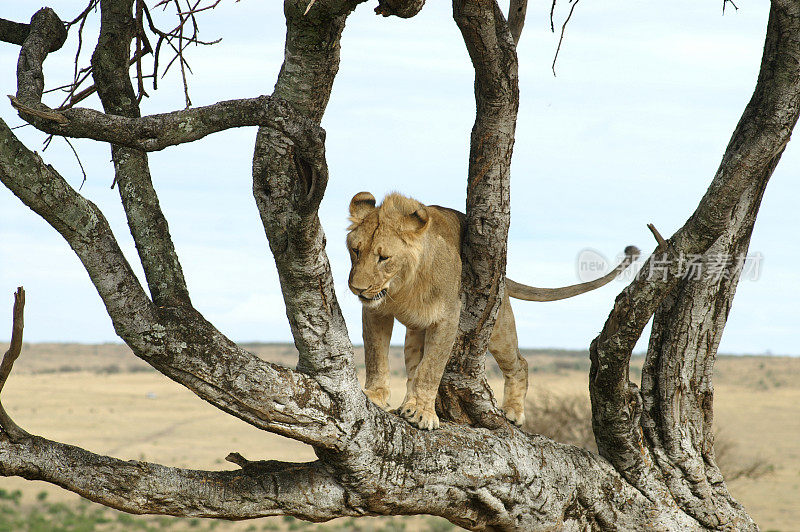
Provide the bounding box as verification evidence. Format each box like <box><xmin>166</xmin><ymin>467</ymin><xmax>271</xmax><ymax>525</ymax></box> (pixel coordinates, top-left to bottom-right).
<box><xmin>90</xmin><ymin>0</ymin><xmax>191</xmax><ymax>308</ymax></box>
<box><xmin>0</xmin><ymin>436</ymin><xmax>355</xmax><ymax>522</ymax></box>
<box><xmin>0</xmin><ymin>18</ymin><xmax>33</xmax><ymax>47</ymax></box>
<box><xmin>252</xmin><ymin>1</ymin><xmax>364</xmax><ymax>407</ymax></box>
<box><xmin>0</xmin><ymin>290</ymin><xmax>349</xmax><ymax>521</ymax></box>
<box><xmin>440</xmin><ymin>0</ymin><xmax>519</xmax><ymax>428</ymax></box>
<box><xmin>589</xmin><ymin>3</ymin><xmax>800</xmax><ymax>527</ymax></box>
<box><xmin>642</xmin><ymin>179</ymin><xmax>770</xmax><ymax>529</ymax></box>
<box><xmin>636</xmin><ymin>3</ymin><xmax>800</xmax><ymax>526</ymax></box>
<box><xmin>0</xmin><ymin>117</ymin><xmax>157</xmax><ymax>344</ymax></box>
<box><xmin>15</xmin><ymin>8</ymin><xmax>67</xmax><ymax>106</ymax></box>
<box><xmin>10</xmin><ymin>95</ymin><xmax>273</xmax><ymax>151</ymax></box>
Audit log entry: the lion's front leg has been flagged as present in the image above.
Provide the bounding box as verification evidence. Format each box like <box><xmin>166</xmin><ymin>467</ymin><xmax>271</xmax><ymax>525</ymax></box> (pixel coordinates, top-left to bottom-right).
<box><xmin>398</xmin><ymin>317</ymin><xmax>458</xmax><ymax>430</ymax></box>
<box><xmin>363</xmin><ymin>308</ymin><xmax>394</xmax><ymax>410</ymax></box>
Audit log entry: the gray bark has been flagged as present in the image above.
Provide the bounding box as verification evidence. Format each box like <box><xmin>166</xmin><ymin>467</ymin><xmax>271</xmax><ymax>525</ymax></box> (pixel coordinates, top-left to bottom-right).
<box><xmin>9</xmin><ymin>94</ymin><xmax>274</xmax><ymax>151</ymax></box>
<box><xmin>1</xmin><ymin>1</ymin><xmax>798</xmax><ymax>530</ymax></box>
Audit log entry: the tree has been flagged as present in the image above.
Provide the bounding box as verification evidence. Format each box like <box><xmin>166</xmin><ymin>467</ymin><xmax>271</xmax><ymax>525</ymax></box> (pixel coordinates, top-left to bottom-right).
<box><xmin>1</xmin><ymin>0</ymin><xmax>798</xmax><ymax>529</ymax></box>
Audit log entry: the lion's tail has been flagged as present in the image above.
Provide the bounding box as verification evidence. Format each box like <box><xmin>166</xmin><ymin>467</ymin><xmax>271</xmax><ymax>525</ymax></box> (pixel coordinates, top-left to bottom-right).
<box><xmin>506</xmin><ymin>246</ymin><xmax>640</xmax><ymax>302</ymax></box>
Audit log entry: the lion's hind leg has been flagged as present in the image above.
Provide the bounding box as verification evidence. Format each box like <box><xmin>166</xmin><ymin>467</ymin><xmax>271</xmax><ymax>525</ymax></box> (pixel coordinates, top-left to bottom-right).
<box><xmin>399</xmin><ymin>327</ymin><xmax>425</xmax><ymax>410</ymax></box>
<box><xmin>489</xmin><ymin>296</ymin><xmax>529</xmax><ymax>426</ymax></box>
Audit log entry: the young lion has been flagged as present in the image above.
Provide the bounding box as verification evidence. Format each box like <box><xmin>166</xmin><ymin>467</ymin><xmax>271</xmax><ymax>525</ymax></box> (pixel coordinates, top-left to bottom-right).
<box><xmin>347</xmin><ymin>192</ymin><xmax>639</xmax><ymax>430</ymax></box>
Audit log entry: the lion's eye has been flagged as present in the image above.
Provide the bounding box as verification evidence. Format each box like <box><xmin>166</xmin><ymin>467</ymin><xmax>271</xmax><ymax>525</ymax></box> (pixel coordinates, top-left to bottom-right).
<box><xmin>378</xmin><ymin>254</ymin><xmax>389</xmax><ymax>262</ymax></box>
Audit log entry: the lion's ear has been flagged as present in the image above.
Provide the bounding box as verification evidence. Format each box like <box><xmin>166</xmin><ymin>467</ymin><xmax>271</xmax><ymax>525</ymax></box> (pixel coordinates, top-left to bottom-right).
<box><xmin>403</xmin><ymin>206</ymin><xmax>429</xmax><ymax>234</ymax></box>
<box><xmin>349</xmin><ymin>192</ymin><xmax>376</xmax><ymax>224</ymax></box>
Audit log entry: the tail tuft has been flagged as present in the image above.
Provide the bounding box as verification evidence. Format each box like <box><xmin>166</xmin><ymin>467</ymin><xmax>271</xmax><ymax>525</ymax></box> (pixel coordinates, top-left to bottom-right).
<box><xmin>624</xmin><ymin>245</ymin><xmax>641</xmax><ymax>260</ymax></box>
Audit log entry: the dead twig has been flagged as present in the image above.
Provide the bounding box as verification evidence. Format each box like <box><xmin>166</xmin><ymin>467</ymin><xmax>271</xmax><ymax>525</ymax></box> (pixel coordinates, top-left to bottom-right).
<box><xmin>62</xmin><ymin>136</ymin><xmax>89</xmax><ymax>190</ymax></box>
<box><xmin>552</xmin><ymin>0</ymin><xmax>581</xmax><ymax>77</ymax></box>
<box><xmin>0</xmin><ymin>287</ymin><xmax>29</xmax><ymax>442</ymax></box>
<box><xmin>52</xmin><ymin>0</ymin><xmax>226</xmax><ymax>112</ymax></box>
<box><xmin>8</xmin><ymin>95</ymin><xmax>69</xmax><ymax>124</ymax></box>
<box><xmin>723</xmin><ymin>0</ymin><xmax>738</xmax><ymax>14</ymax></box>
<box><xmin>647</xmin><ymin>223</ymin><xmax>667</xmax><ymax>251</ymax></box>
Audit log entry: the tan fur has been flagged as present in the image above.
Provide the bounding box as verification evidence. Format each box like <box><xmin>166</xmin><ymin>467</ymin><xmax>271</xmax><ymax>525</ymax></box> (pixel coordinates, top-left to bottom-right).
<box><xmin>347</xmin><ymin>192</ymin><xmax>636</xmax><ymax>430</ymax></box>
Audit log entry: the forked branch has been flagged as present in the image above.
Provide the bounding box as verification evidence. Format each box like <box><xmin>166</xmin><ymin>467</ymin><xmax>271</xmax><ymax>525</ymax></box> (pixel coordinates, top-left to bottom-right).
<box><xmin>0</xmin><ymin>306</ymin><xmax>352</xmax><ymax>522</ymax></box>
<box><xmin>589</xmin><ymin>3</ymin><xmax>800</xmax><ymax>521</ymax></box>
<box><xmin>0</xmin><ymin>116</ymin><xmax>344</xmax><ymax>447</ymax></box>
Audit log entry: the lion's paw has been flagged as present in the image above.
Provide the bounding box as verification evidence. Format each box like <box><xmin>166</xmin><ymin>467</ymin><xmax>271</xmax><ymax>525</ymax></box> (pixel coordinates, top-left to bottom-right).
<box><xmin>364</xmin><ymin>388</ymin><xmax>391</xmax><ymax>411</ymax></box>
<box><xmin>397</xmin><ymin>397</ymin><xmax>417</xmax><ymax>418</ymax></box>
<box><xmin>502</xmin><ymin>407</ymin><xmax>525</xmax><ymax>427</ymax></box>
<box><xmin>399</xmin><ymin>400</ymin><xmax>439</xmax><ymax>430</ymax></box>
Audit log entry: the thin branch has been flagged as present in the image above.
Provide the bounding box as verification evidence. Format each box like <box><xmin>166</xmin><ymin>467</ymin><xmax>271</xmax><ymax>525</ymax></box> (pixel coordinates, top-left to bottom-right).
<box><xmin>66</xmin><ymin>0</ymin><xmax>99</xmax><ymax>29</ymax></box>
<box><xmin>56</xmin><ymin>48</ymin><xmax>153</xmax><ymax>111</ymax></box>
<box><xmin>0</xmin><ymin>288</ymin><xmax>28</xmax><ymax>441</ymax></box>
<box><xmin>63</xmin><ymin>2</ymin><xmax>94</xmax><ymax>110</ymax></box>
<box><xmin>552</xmin><ymin>0</ymin><xmax>581</xmax><ymax>76</ymax></box>
<box><xmin>177</xmin><ymin>0</ymin><xmax>225</xmax><ymax>16</ymax></box>
<box><xmin>135</xmin><ymin>0</ymin><xmax>148</xmax><ymax>103</ymax></box>
<box><xmin>61</xmin><ymin>136</ymin><xmax>89</xmax><ymax>190</ymax></box>
<box><xmin>723</xmin><ymin>0</ymin><xmax>738</xmax><ymax>14</ymax></box>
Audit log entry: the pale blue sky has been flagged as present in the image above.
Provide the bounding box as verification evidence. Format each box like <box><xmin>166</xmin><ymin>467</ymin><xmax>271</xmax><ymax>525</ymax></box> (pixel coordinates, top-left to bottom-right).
<box><xmin>1</xmin><ymin>1</ymin><xmax>797</xmax><ymax>354</ymax></box>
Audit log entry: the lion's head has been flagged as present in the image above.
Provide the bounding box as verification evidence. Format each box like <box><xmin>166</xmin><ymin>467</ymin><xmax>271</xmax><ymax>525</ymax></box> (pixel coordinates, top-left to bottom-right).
<box><xmin>346</xmin><ymin>192</ymin><xmax>430</xmax><ymax>307</ymax></box>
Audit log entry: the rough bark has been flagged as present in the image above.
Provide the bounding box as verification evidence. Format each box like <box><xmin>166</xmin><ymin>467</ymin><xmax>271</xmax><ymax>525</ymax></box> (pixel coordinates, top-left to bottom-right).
<box><xmin>436</xmin><ymin>0</ymin><xmax>520</xmax><ymax>430</ymax></box>
<box><xmin>0</xmin><ymin>0</ymin><xmax>797</xmax><ymax>530</ymax></box>
<box><xmin>375</xmin><ymin>0</ymin><xmax>426</xmax><ymax>18</ymax></box>
<box><xmin>0</xmin><ymin>18</ymin><xmax>34</xmax><ymax>47</ymax></box>
<box><xmin>508</xmin><ymin>0</ymin><xmax>528</xmax><ymax>44</ymax></box>
<box><xmin>10</xmin><ymin>95</ymin><xmax>274</xmax><ymax>151</ymax></box>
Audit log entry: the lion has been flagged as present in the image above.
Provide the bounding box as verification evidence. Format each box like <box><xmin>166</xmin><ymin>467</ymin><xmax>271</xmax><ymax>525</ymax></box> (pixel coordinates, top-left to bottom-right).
<box><xmin>347</xmin><ymin>191</ymin><xmax>639</xmax><ymax>430</ymax></box>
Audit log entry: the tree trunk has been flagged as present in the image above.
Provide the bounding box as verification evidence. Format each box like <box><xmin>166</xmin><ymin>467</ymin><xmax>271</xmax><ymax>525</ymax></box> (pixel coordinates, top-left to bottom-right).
<box><xmin>1</xmin><ymin>1</ymin><xmax>799</xmax><ymax>530</ymax></box>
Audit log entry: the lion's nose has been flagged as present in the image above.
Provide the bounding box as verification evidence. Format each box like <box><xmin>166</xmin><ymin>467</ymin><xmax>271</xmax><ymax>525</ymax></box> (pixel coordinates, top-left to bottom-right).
<box><xmin>349</xmin><ymin>283</ymin><xmax>368</xmax><ymax>295</ymax></box>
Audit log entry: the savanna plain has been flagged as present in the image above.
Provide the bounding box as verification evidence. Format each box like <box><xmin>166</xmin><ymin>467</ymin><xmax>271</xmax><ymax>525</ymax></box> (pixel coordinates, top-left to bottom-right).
<box><xmin>0</xmin><ymin>343</ymin><xmax>797</xmax><ymax>531</ymax></box>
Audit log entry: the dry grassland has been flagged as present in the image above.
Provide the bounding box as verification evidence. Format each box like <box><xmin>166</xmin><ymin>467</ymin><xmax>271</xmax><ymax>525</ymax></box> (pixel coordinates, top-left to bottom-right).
<box><xmin>0</xmin><ymin>343</ymin><xmax>797</xmax><ymax>531</ymax></box>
